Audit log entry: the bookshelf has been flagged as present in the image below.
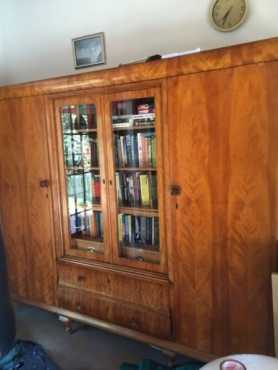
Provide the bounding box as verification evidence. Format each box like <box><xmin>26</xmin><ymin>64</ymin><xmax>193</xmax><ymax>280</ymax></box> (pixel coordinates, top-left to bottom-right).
<box><xmin>110</xmin><ymin>95</ymin><xmax>161</xmax><ymax>266</ymax></box>
<box><xmin>56</xmin><ymin>88</ymin><xmax>166</xmax><ymax>272</ymax></box>
<box><xmin>60</xmin><ymin>103</ymin><xmax>105</xmax><ymax>256</ymax></box>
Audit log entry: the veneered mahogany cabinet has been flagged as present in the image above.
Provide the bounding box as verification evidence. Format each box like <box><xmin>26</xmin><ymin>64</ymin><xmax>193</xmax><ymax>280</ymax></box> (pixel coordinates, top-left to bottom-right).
<box><xmin>0</xmin><ymin>38</ymin><xmax>277</xmax><ymax>361</ymax></box>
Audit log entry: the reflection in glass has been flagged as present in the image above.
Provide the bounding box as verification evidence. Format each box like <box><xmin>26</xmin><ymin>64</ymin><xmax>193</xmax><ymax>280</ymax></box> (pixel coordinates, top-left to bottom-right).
<box><xmin>111</xmin><ymin>97</ymin><xmax>160</xmax><ymax>265</ymax></box>
<box><xmin>60</xmin><ymin>104</ymin><xmax>104</xmax><ymax>254</ymax></box>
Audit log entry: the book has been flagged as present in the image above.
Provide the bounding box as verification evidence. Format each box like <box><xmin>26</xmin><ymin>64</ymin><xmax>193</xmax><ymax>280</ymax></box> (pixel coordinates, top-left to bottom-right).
<box><xmin>150</xmin><ymin>174</ymin><xmax>158</xmax><ymax>208</ymax></box>
<box><xmin>92</xmin><ymin>174</ymin><xmax>101</xmax><ymax>203</ymax></box>
<box><xmin>84</xmin><ymin>172</ymin><xmax>92</xmax><ymax>204</ymax></box>
<box><xmin>118</xmin><ymin>214</ymin><xmax>124</xmax><ymax>242</ymax></box>
<box><xmin>120</xmin><ymin>136</ymin><xmax>127</xmax><ymax>166</ymax></box>
<box><xmin>151</xmin><ymin>137</ymin><xmax>156</xmax><ymax>167</ymax></box>
<box><xmin>116</xmin><ymin>173</ymin><xmax>122</xmax><ymax>205</ymax></box>
<box><xmin>137</xmin><ymin>133</ymin><xmax>144</xmax><ymax>167</ymax></box>
<box><xmin>140</xmin><ymin>174</ymin><xmax>150</xmax><ymax>207</ymax></box>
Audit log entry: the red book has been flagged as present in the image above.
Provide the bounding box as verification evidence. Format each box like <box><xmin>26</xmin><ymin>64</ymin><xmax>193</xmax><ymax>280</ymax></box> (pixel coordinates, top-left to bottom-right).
<box><xmin>92</xmin><ymin>177</ymin><xmax>101</xmax><ymax>203</ymax></box>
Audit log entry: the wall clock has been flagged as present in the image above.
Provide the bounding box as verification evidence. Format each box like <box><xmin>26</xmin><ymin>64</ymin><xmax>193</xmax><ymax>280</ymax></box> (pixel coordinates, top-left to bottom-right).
<box><xmin>209</xmin><ymin>0</ymin><xmax>248</xmax><ymax>32</ymax></box>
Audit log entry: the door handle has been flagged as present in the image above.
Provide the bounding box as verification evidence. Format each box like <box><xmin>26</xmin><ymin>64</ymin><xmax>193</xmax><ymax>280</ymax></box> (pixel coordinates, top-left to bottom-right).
<box><xmin>39</xmin><ymin>179</ymin><xmax>50</xmax><ymax>188</ymax></box>
<box><xmin>170</xmin><ymin>184</ymin><xmax>181</xmax><ymax>196</ymax></box>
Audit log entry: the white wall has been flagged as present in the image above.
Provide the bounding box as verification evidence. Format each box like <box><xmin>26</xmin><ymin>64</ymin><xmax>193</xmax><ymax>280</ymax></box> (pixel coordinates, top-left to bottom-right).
<box><xmin>0</xmin><ymin>0</ymin><xmax>277</xmax><ymax>86</ymax></box>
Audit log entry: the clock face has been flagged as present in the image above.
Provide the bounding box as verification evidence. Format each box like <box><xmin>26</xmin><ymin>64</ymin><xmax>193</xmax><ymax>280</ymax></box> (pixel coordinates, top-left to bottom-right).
<box><xmin>210</xmin><ymin>0</ymin><xmax>248</xmax><ymax>32</ymax></box>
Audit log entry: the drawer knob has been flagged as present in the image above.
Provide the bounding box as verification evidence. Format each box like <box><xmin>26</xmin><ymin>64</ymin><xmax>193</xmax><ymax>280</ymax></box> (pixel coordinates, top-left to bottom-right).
<box><xmin>39</xmin><ymin>179</ymin><xmax>50</xmax><ymax>188</ymax></box>
<box><xmin>170</xmin><ymin>184</ymin><xmax>181</xmax><ymax>196</ymax></box>
<box><xmin>130</xmin><ymin>320</ymin><xmax>138</xmax><ymax>329</ymax></box>
<box><xmin>77</xmin><ymin>275</ymin><xmax>86</xmax><ymax>282</ymax></box>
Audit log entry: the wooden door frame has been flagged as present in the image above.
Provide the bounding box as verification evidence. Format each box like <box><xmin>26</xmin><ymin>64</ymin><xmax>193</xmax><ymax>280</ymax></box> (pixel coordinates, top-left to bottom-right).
<box><xmin>45</xmin><ymin>94</ymin><xmax>112</xmax><ymax>264</ymax></box>
<box><xmin>102</xmin><ymin>83</ymin><xmax>168</xmax><ymax>274</ymax></box>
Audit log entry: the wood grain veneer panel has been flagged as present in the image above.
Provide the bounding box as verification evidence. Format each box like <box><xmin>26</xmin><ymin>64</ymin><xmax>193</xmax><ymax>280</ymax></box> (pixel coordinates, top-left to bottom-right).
<box><xmin>57</xmin><ymin>285</ymin><xmax>172</xmax><ymax>339</ymax></box>
<box><xmin>0</xmin><ymin>100</ymin><xmax>29</xmax><ymax>298</ymax></box>
<box><xmin>167</xmin><ymin>62</ymin><xmax>278</xmax><ymax>356</ymax></box>
<box><xmin>227</xmin><ymin>63</ymin><xmax>277</xmax><ymax>354</ymax></box>
<box><xmin>167</xmin><ymin>73</ymin><xmax>214</xmax><ymax>353</ymax></box>
<box><xmin>19</xmin><ymin>96</ymin><xmax>57</xmax><ymax>305</ymax></box>
<box><xmin>0</xmin><ymin>38</ymin><xmax>278</xmax><ymax>100</ymax></box>
<box><xmin>58</xmin><ymin>262</ymin><xmax>170</xmax><ymax>314</ymax></box>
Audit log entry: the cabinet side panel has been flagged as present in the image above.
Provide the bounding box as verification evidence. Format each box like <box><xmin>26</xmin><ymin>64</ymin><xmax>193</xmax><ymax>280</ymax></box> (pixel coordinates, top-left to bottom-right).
<box><xmin>167</xmin><ymin>63</ymin><xmax>277</xmax><ymax>356</ymax></box>
<box><xmin>0</xmin><ymin>99</ymin><xmax>28</xmax><ymax>298</ymax></box>
<box><xmin>227</xmin><ymin>63</ymin><xmax>277</xmax><ymax>354</ymax></box>
<box><xmin>20</xmin><ymin>96</ymin><xmax>57</xmax><ymax>305</ymax></box>
<box><xmin>167</xmin><ymin>74</ymin><xmax>214</xmax><ymax>353</ymax></box>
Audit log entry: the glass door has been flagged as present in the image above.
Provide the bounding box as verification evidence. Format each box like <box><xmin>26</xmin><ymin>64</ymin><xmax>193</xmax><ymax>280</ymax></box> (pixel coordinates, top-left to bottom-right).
<box><xmin>105</xmin><ymin>88</ymin><xmax>167</xmax><ymax>273</ymax></box>
<box><xmin>56</xmin><ymin>97</ymin><xmax>109</xmax><ymax>262</ymax></box>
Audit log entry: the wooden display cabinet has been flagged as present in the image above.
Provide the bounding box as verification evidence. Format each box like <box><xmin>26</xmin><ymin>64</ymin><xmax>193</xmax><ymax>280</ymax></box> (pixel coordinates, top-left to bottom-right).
<box><xmin>104</xmin><ymin>87</ymin><xmax>167</xmax><ymax>273</ymax></box>
<box><xmin>53</xmin><ymin>87</ymin><xmax>167</xmax><ymax>274</ymax></box>
<box><xmin>0</xmin><ymin>38</ymin><xmax>278</xmax><ymax>361</ymax></box>
<box><xmin>54</xmin><ymin>96</ymin><xmax>110</xmax><ymax>263</ymax></box>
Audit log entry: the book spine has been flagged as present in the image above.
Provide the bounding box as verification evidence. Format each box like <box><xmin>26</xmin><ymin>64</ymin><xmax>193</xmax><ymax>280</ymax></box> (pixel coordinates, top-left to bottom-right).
<box><xmin>150</xmin><ymin>174</ymin><xmax>158</xmax><ymax>209</ymax></box>
<box><xmin>140</xmin><ymin>174</ymin><xmax>150</xmax><ymax>207</ymax></box>
<box><xmin>146</xmin><ymin>217</ymin><xmax>152</xmax><ymax>245</ymax></box>
<box><xmin>126</xmin><ymin>134</ymin><xmax>132</xmax><ymax>166</ymax></box>
<box><xmin>116</xmin><ymin>173</ymin><xmax>121</xmax><ymax>205</ymax></box>
<box><xmin>99</xmin><ymin>212</ymin><xmax>104</xmax><ymax>240</ymax></box>
<box><xmin>130</xmin><ymin>135</ymin><xmax>138</xmax><ymax>167</ymax></box>
<box><xmin>141</xmin><ymin>217</ymin><xmax>147</xmax><ymax>244</ymax></box>
<box><xmin>152</xmin><ymin>137</ymin><xmax>156</xmax><ymax>167</ymax></box>
<box><xmin>118</xmin><ymin>214</ymin><xmax>123</xmax><ymax>243</ymax></box>
<box><xmin>120</xmin><ymin>136</ymin><xmax>127</xmax><ymax>167</ymax></box>
<box><xmin>154</xmin><ymin>217</ymin><xmax>159</xmax><ymax>246</ymax></box>
<box><xmin>84</xmin><ymin>172</ymin><xmax>92</xmax><ymax>204</ymax></box>
<box><xmin>114</xmin><ymin>135</ymin><xmax>120</xmax><ymax>167</ymax></box>
<box><xmin>135</xmin><ymin>216</ymin><xmax>141</xmax><ymax>244</ymax></box>
<box><xmin>123</xmin><ymin>215</ymin><xmax>129</xmax><ymax>244</ymax></box>
<box><xmin>147</xmin><ymin>138</ymin><xmax>152</xmax><ymax>167</ymax></box>
<box><xmin>134</xmin><ymin>172</ymin><xmax>140</xmax><ymax>207</ymax></box>
<box><xmin>142</xmin><ymin>135</ymin><xmax>148</xmax><ymax>167</ymax></box>
<box><xmin>137</xmin><ymin>133</ymin><xmax>143</xmax><ymax>167</ymax></box>
<box><xmin>127</xmin><ymin>215</ymin><xmax>132</xmax><ymax>244</ymax></box>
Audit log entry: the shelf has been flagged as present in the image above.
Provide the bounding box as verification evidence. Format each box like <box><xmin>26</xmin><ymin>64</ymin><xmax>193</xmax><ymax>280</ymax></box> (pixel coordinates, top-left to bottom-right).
<box><xmin>116</xmin><ymin>167</ymin><xmax>156</xmax><ymax>172</ymax></box>
<box><xmin>70</xmin><ymin>204</ymin><xmax>102</xmax><ymax>215</ymax></box>
<box><xmin>71</xmin><ymin>236</ymin><xmax>104</xmax><ymax>254</ymax></box>
<box><xmin>118</xmin><ymin>207</ymin><xmax>158</xmax><ymax>217</ymax></box>
<box><xmin>66</xmin><ymin>166</ymin><xmax>100</xmax><ymax>173</ymax></box>
<box><xmin>112</xmin><ymin>113</ymin><xmax>155</xmax><ymax>120</ymax></box>
<box><xmin>120</xmin><ymin>245</ymin><xmax>160</xmax><ymax>264</ymax></box>
<box><xmin>113</xmin><ymin>125</ymin><xmax>155</xmax><ymax>132</ymax></box>
<box><xmin>64</xmin><ymin>128</ymin><xmax>97</xmax><ymax>134</ymax></box>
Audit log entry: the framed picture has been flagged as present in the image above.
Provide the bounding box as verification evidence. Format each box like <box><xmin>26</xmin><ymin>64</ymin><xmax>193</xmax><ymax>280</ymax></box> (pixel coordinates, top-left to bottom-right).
<box><xmin>72</xmin><ymin>32</ymin><xmax>106</xmax><ymax>69</ymax></box>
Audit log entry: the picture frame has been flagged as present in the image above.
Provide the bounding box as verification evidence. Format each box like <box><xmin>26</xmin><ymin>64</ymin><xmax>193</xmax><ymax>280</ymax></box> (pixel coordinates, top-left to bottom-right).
<box><xmin>72</xmin><ymin>32</ymin><xmax>106</xmax><ymax>69</ymax></box>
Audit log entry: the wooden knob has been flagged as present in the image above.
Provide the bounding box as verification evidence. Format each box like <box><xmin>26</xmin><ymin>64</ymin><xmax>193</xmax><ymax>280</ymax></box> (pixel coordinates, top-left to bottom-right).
<box><xmin>77</xmin><ymin>275</ymin><xmax>86</xmax><ymax>282</ymax></box>
<box><xmin>170</xmin><ymin>184</ymin><xmax>181</xmax><ymax>196</ymax></box>
<box><xmin>39</xmin><ymin>179</ymin><xmax>50</xmax><ymax>188</ymax></box>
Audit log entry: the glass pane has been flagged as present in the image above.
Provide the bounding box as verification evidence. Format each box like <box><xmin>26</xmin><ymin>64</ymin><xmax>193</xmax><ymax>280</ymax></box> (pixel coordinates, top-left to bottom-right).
<box><xmin>111</xmin><ymin>97</ymin><xmax>160</xmax><ymax>265</ymax></box>
<box><xmin>118</xmin><ymin>213</ymin><xmax>160</xmax><ymax>264</ymax></box>
<box><xmin>60</xmin><ymin>104</ymin><xmax>104</xmax><ymax>255</ymax></box>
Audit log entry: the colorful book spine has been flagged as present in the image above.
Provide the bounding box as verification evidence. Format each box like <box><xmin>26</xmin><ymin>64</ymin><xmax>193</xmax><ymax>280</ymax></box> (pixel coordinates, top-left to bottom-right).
<box><xmin>118</xmin><ymin>214</ymin><xmax>159</xmax><ymax>249</ymax></box>
<box><xmin>92</xmin><ymin>175</ymin><xmax>101</xmax><ymax>203</ymax></box>
<box><xmin>139</xmin><ymin>174</ymin><xmax>150</xmax><ymax>207</ymax></box>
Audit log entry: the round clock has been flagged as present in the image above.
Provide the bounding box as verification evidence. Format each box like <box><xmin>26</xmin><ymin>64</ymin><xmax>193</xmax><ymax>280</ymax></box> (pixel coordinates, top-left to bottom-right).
<box><xmin>209</xmin><ymin>0</ymin><xmax>248</xmax><ymax>32</ymax></box>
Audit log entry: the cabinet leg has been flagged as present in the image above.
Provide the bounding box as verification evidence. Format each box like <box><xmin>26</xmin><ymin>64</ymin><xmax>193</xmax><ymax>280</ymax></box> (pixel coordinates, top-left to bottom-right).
<box><xmin>150</xmin><ymin>345</ymin><xmax>177</xmax><ymax>367</ymax></box>
<box><xmin>58</xmin><ymin>315</ymin><xmax>73</xmax><ymax>334</ymax></box>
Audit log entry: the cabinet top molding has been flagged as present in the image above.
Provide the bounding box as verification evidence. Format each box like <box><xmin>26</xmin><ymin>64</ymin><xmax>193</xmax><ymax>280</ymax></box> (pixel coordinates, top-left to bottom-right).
<box><xmin>1</xmin><ymin>37</ymin><xmax>278</xmax><ymax>100</ymax></box>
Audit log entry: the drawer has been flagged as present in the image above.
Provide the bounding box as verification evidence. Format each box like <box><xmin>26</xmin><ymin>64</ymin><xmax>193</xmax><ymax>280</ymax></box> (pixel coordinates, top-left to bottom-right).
<box><xmin>58</xmin><ymin>285</ymin><xmax>172</xmax><ymax>339</ymax></box>
<box><xmin>57</xmin><ymin>263</ymin><xmax>170</xmax><ymax>314</ymax></box>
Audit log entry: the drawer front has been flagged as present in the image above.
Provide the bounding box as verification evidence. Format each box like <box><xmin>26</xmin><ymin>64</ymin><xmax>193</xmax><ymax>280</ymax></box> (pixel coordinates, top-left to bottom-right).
<box><xmin>58</xmin><ymin>285</ymin><xmax>172</xmax><ymax>339</ymax></box>
<box><xmin>58</xmin><ymin>263</ymin><xmax>170</xmax><ymax>314</ymax></box>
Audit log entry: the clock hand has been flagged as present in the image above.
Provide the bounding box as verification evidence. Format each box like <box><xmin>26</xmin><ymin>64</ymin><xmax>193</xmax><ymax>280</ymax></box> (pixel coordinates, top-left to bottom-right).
<box><xmin>222</xmin><ymin>6</ymin><xmax>233</xmax><ymax>25</ymax></box>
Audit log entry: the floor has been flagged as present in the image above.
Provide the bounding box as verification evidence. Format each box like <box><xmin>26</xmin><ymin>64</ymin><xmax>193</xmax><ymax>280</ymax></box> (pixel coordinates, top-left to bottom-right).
<box><xmin>15</xmin><ymin>303</ymin><xmax>188</xmax><ymax>370</ymax></box>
